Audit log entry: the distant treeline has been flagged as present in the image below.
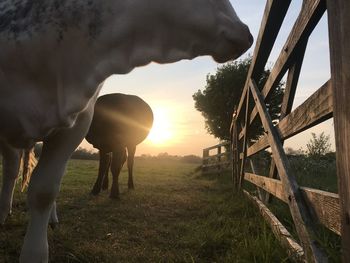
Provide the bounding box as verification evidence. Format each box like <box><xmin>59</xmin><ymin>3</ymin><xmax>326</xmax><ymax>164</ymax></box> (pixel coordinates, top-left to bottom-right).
<box><xmin>33</xmin><ymin>143</ymin><xmax>202</xmax><ymax>163</ymax></box>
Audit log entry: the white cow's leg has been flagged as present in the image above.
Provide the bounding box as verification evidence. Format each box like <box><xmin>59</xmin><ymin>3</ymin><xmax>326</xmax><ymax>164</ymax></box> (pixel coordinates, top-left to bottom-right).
<box><xmin>0</xmin><ymin>143</ymin><xmax>21</xmax><ymax>224</ymax></box>
<box><xmin>19</xmin><ymin>103</ymin><xmax>94</xmax><ymax>263</ymax></box>
<box><xmin>127</xmin><ymin>145</ymin><xmax>136</xmax><ymax>190</ymax></box>
<box><xmin>109</xmin><ymin>148</ymin><xmax>126</xmax><ymax>199</ymax></box>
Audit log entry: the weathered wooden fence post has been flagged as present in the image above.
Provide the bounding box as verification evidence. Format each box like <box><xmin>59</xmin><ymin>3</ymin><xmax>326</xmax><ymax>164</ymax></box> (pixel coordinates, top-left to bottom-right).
<box><xmin>327</xmin><ymin>0</ymin><xmax>350</xmax><ymax>260</ymax></box>
<box><xmin>217</xmin><ymin>145</ymin><xmax>222</xmax><ymax>176</ymax></box>
<box><xmin>202</xmin><ymin>149</ymin><xmax>209</xmax><ymax>173</ymax></box>
<box><xmin>231</xmin><ymin>112</ymin><xmax>239</xmax><ymax>189</ymax></box>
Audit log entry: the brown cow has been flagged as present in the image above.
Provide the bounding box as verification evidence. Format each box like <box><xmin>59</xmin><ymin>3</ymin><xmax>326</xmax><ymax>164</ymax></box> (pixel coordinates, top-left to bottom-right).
<box><xmin>86</xmin><ymin>93</ymin><xmax>153</xmax><ymax>198</ymax></box>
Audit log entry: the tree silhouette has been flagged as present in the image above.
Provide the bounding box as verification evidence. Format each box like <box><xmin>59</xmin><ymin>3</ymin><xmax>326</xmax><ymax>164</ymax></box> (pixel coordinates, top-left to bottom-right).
<box><xmin>193</xmin><ymin>56</ymin><xmax>284</xmax><ymax>141</ymax></box>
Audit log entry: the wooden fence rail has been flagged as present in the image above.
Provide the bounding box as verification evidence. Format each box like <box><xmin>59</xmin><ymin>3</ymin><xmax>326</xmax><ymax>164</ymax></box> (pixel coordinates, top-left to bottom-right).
<box><xmin>203</xmin><ymin>0</ymin><xmax>349</xmax><ymax>262</ymax></box>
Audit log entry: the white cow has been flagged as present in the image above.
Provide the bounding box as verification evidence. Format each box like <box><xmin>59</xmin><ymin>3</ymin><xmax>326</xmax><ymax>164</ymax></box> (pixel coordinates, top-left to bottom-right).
<box><xmin>0</xmin><ymin>0</ymin><xmax>252</xmax><ymax>262</ymax></box>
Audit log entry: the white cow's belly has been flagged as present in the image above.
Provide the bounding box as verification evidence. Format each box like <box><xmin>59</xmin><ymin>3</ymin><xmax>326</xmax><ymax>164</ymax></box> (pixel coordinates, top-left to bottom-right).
<box><xmin>0</xmin><ymin>78</ymin><xmax>101</xmax><ymax>148</ymax></box>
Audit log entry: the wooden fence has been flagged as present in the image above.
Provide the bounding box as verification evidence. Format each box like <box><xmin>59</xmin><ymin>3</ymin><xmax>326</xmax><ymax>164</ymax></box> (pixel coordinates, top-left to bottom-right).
<box><xmin>202</xmin><ymin>142</ymin><xmax>231</xmax><ymax>175</ymax></box>
<box><xmin>229</xmin><ymin>0</ymin><xmax>349</xmax><ymax>262</ymax></box>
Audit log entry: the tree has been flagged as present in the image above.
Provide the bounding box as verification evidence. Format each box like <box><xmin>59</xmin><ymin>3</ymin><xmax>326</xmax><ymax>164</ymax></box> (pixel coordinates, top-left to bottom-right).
<box><xmin>193</xmin><ymin>56</ymin><xmax>284</xmax><ymax>141</ymax></box>
<box><xmin>306</xmin><ymin>132</ymin><xmax>331</xmax><ymax>157</ymax></box>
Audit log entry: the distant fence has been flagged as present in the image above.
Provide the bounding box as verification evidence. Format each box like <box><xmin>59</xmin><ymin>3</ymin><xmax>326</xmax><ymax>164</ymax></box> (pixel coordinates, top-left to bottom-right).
<box><xmin>203</xmin><ymin>0</ymin><xmax>350</xmax><ymax>262</ymax></box>
<box><xmin>202</xmin><ymin>142</ymin><xmax>231</xmax><ymax>175</ymax></box>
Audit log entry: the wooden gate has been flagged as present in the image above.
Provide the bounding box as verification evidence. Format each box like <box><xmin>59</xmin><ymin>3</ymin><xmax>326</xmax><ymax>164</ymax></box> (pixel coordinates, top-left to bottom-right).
<box><xmin>202</xmin><ymin>142</ymin><xmax>231</xmax><ymax>175</ymax></box>
<box><xmin>231</xmin><ymin>0</ymin><xmax>349</xmax><ymax>262</ymax></box>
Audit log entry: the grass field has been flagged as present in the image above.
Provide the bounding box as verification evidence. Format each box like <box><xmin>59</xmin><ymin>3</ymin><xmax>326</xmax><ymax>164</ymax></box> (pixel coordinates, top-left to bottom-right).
<box><xmin>0</xmin><ymin>158</ymin><xmax>291</xmax><ymax>262</ymax></box>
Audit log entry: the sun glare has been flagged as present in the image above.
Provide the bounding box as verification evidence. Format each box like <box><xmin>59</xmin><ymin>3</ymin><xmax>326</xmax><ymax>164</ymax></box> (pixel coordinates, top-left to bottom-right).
<box><xmin>147</xmin><ymin>107</ymin><xmax>173</xmax><ymax>145</ymax></box>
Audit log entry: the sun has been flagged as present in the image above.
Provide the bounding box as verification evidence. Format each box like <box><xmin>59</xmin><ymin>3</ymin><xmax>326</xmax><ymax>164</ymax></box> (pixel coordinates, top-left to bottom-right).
<box><xmin>147</xmin><ymin>107</ymin><xmax>173</xmax><ymax>145</ymax></box>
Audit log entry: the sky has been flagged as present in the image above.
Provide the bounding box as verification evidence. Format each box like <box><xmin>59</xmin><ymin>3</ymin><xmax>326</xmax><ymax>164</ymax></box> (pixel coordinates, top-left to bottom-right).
<box><xmin>80</xmin><ymin>0</ymin><xmax>333</xmax><ymax>157</ymax></box>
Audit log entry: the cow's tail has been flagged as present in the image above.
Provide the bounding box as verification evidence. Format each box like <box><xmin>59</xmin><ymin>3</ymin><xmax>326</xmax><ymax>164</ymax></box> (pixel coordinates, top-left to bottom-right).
<box><xmin>18</xmin><ymin>148</ymin><xmax>37</xmax><ymax>192</ymax></box>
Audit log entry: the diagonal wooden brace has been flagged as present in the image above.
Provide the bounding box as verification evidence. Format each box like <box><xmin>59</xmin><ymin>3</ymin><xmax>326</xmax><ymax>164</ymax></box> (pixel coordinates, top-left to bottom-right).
<box><xmin>238</xmin><ymin>89</ymin><xmax>250</xmax><ymax>190</ymax></box>
<box><xmin>249</xmin><ymin>79</ymin><xmax>327</xmax><ymax>263</ymax></box>
<box><xmin>265</xmin><ymin>39</ymin><xmax>308</xmax><ymax>204</ymax></box>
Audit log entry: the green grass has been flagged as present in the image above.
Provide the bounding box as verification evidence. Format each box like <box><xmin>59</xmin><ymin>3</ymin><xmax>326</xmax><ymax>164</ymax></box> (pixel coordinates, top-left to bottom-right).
<box><xmin>0</xmin><ymin>158</ymin><xmax>290</xmax><ymax>262</ymax></box>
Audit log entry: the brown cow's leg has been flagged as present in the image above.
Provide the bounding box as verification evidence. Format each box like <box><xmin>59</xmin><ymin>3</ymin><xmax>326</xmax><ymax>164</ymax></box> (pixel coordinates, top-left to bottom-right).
<box><xmin>101</xmin><ymin>153</ymin><xmax>111</xmax><ymax>190</ymax></box>
<box><xmin>127</xmin><ymin>145</ymin><xmax>136</xmax><ymax>190</ymax></box>
<box><xmin>91</xmin><ymin>151</ymin><xmax>110</xmax><ymax>195</ymax></box>
<box><xmin>109</xmin><ymin>148</ymin><xmax>126</xmax><ymax>199</ymax></box>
